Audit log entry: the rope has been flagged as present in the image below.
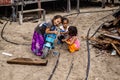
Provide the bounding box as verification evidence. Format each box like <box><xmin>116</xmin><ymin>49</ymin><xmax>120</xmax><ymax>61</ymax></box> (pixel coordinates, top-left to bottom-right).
<box><xmin>1</xmin><ymin>20</ymin><xmax>30</xmax><ymax>45</ymax></box>
<box><xmin>66</xmin><ymin>56</ymin><xmax>74</xmax><ymax>80</ymax></box>
<box><xmin>85</xmin><ymin>28</ymin><xmax>91</xmax><ymax>80</ymax></box>
<box><xmin>48</xmin><ymin>48</ymin><xmax>60</xmax><ymax>80</ymax></box>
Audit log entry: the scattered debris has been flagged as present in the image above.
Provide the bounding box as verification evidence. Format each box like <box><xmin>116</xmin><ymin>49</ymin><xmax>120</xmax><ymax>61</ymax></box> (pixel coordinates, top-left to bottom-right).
<box><xmin>88</xmin><ymin>10</ymin><xmax>120</xmax><ymax>56</ymax></box>
<box><xmin>111</xmin><ymin>49</ymin><xmax>117</xmax><ymax>55</ymax></box>
<box><xmin>2</xmin><ymin>52</ymin><xmax>13</xmax><ymax>56</ymax></box>
<box><xmin>111</xmin><ymin>43</ymin><xmax>120</xmax><ymax>55</ymax></box>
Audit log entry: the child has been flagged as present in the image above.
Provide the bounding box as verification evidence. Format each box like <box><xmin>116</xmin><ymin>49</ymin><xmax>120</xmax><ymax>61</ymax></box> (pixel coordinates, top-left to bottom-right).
<box><xmin>57</xmin><ymin>17</ymin><xmax>69</xmax><ymax>44</ymax></box>
<box><xmin>62</xmin><ymin>26</ymin><xmax>80</xmax><ymax>53</ymax></box>
<box><xmin>31</xmin><ymin>15</ymin><xmax>63</xmax><ymax>56</ymax></box>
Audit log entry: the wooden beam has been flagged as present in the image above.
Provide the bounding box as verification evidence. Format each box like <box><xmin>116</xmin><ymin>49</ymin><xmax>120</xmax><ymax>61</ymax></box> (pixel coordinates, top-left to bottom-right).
<box><xmin>77</xmin><ymin>0</ymin><xmax>80</xmax><ymax>13</ymax></box>
<box><xmin>102</xmin><ymin>0</ymin><xmax>106</xmax><ymax>8</ymax></box>
<box><xmin>111</xmin><ymin>43</ymin><xmax>120</xmax><ymax>56</ymax></box>
<box><xmin>18</xmin><ymin>8</ymin><xmax>46</xmax><ymax>25</ymax></box>
<box><xmin>38</xmin><ymin>0</ymin><xmax>41</xmax><ymax>18</ymax></box>
<box><xmin>102</xmin><ymin>34</ymin><xmax>120</xmax><ymax>40</ymax></box>
<box><xmin>18</xmin><ymin>9</ymin><xmax>44</xmax><ymax>13</ymax></box>
<box><xmin>113</xmin><ymin>17</ymin><xmax>120</xmax><ymax>25</ymax></box>
<box><xmin>7</xmin><ymin>58</ymin><xmax>48</xmax><ymax>66</ymax></box>
<box><xmin>67</xmin><ymin>0</ymin><xmax>71</xmax><ymax>12</ymax></box>
<box><xmin>90</xmin><ymin>37</ymin><xmax>119</xmax><ymax>44</ymax></box>
<box><xmin>81</xmin><ymin>36</ymin><xmax>120</xmax><ymax>45</ymax></box>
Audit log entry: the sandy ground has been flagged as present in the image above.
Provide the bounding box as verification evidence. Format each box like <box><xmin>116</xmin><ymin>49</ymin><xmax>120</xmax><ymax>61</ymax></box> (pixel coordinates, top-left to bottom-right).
<box><xmin>0</xmin><ymin>7</ymin><xmax>120</xmax><ymax>80</ymax></box>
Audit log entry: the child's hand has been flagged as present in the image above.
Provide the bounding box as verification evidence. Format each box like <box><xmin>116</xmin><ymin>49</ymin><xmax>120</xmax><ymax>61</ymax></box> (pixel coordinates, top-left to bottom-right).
<box><xmin>62</xmin><ymin>39</ymin><xmax>66</xmax><ymax>42</ymax></box>
<box><xmin>54</xmin><ymin>31</ymin><xmax>58</xmax><ymax>34</ymax></box>
<box><xmin>60</xmin><ymin>32</ymin><xmax>65</xmax><ymax>34</ymax></box>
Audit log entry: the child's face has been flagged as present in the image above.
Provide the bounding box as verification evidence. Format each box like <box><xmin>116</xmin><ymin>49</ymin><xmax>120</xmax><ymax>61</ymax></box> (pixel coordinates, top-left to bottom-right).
<box><xmin>53</xmin><ymin>18</ymin><xmax>62</xmax><ymax>26</ymax></box>
<box><xmin>63</xmin><ymin>20</ymin><xmax>68</xmax><ymax>28</ymax></box>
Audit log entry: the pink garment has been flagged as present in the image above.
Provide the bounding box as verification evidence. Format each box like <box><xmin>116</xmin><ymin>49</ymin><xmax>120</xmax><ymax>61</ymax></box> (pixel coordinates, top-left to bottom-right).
<box><xmin>74</xmin><ymin>38</ymin><xmax>80</xmax><ymax>49</ymax></box>
<box><xmin>69</xmin><ymin>36</ymin><xmax>80</xmax><ymax>49</ymax></box>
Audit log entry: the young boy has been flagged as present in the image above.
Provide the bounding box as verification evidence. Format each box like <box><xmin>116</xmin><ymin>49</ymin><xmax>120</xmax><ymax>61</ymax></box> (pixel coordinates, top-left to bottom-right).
<box><xmin>57</xmin><ymin>17</ymin><xmax>69</xmax><ymax>44</ymax></box>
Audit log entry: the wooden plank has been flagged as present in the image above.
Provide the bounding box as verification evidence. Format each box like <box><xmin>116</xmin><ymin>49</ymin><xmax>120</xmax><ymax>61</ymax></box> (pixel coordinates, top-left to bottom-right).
<box><xmin>101</xmin><ymin>0</ymin><xmax>105</xmax><ymax>8</ymax></box>
<box><xmin>18</xmin><ymin>8</ymin><xmax>46</xmax><ymax>25</ymax></box>
<box><xmin>67</xmin><ymin>0</ymin><xmax>71</xmax><ymax>12</ymax></box>
<box><xmin>7</xmin><ymin>58</ymin><xmax>48</xmax><ymax>66</ymax></box>
<box><xmin>113</xmin><ymin>17</ymin><xmax>120</xmax><ymax>25</ymax></box>
<box><xmin>111</xmin><ymin>43</ymin><xmax>120</xmax><ymax>55</ymax></box>
<box><xmin>77</xmin><ymin>0</ymin><xmax>80</xmax><ymax>12</ymax></box>
<box><xmin>81</xmin><ymin>36</ymin><xmax>120</xmax><ymax>45</ymax></box>
<box><xmin>38</xmin><ymin>0</ymin><xmax>41</xmax><ymax>18</ymax></box>
<box><xmin>102</xmin><ymin>33</ymin><xmax>120</xmax><ymax>40</ymax></box>
<box><xmin>18</xmin><ymin>9</ymin><xmax>44</xmax><ymax>13</ymax></box>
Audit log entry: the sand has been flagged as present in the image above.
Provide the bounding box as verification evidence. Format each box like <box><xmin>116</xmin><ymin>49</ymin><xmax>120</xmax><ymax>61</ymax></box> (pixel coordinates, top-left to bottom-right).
<box><xmin>0</xmin><ymin>7</ymin><xmax>120</xmax><ymax>80</ymax></box>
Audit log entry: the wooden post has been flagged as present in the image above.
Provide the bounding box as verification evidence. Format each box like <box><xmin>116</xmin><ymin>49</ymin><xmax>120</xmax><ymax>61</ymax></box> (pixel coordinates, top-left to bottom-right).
<box><xmin>11</xmin><ymin>5</ymin><xmax>16</xmax><ymax>22</ymax></box>
<box><xmin>19</xmin><ymin>12</ymin><xmax>23</xmax><ymax>25</ymax></box>
<box><xmin>102</xmin><ymin>0</ymin><xmax>106</xmax><ymax>8</ymax></box>
<box><xmin>38</xmin><ymin>0</ymin><xmax>41</xmax><ymax>18</ymax></box>
<box><xmin>67</xmin><ymin>0</ymin><xmax>71</xmax><ymax>12</ymax></box>
<box><xmin>43</xmin><ymin>10</ymin><xmax>46</xmax><ymax>21</ymax></box>
<box><xmin>18</xmin><ymin>9</ymin><xmax>46</xmax><ymax>25</ymax></box>
<box><xmin>21</xmin><ymin>0</ymin><xmax>24</xmax><ymax>15</ymax></box>
<box><xmin>77</xmin><ymin>0</ymin><xmax>80</xmax><ymax>13</ymax></box>
<box><xmin>19</xmin><ymin>0</ymin><xmax>24</xmax><ymax>25</ymax></box>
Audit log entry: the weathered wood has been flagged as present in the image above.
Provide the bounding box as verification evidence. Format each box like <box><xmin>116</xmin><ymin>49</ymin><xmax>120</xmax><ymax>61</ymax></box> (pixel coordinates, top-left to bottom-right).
<box><xmin>102</xmin><ymin>0</ymin><xmax>105</xmax><ymax>8</ymax></box>
<box><xmin>102</xmin><ymin>21</ymin><xmax>113</xmax><ymax>28</ymax></box>
<box><xmin>102</xmin><ymin>33</ymin><xmax>120</xmax><ymax>40</ymax></box>
<box><xmin>18</xmin><ymin>9</ymin><xmax>44</xmax><ymax>14</ymax></box>
<box><xmin>117</xmin><ymin>28</ymin><xmax>120</xmax><ymax>34</ymax></box>
<box><xmin>91</xmin><ymin>43</ymin><xmax>110</xmax><ymax>49</ymax></box>
<box><xmin>111</xmin><ymin>43</ymin><xmax>120</xmax><ymax>55</ymax></box>
<box><xmin>7</xmin><ymin>58</ymin><xmax>48</xmax><ymax>66</ymax></box>
<box><xmin>113</xmin><ymin>17</ymin><xmax>120</xmax><ymax>25</ymax></box>
<box><xmin>88</xmin><ymin>36</ymin><xmax>120</xmax><ymax>50</ymax></box>
<box><xmin>77</xmin><ymin>0</ymin><xmax>80</xmax><ymax>13</ymax></box>
<box><xmin>38</xmin><ymin>0</ymin><xmax>41</xmax><ymax>18</ymax></box>
<box><xmin>18</xmin><ymin>8</ymin><xmax>46</xmax><ymax>25</ymax></box>
<box><xmin>67</xmin><ymin>0</ymin><xmax>71</xmax><ymax>12</ymax></box>
<box><xmin>82</xmin><ymin>36</ymin><xmax>120</xmax><ymax>45</ymax></box>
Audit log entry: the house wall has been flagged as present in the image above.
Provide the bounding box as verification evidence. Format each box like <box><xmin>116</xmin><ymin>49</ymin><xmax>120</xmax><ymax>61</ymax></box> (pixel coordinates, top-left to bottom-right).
<box><xmin>0</xmin><ymin>0</ymin><xmax>12</xmax><ymax>5</ymax></box>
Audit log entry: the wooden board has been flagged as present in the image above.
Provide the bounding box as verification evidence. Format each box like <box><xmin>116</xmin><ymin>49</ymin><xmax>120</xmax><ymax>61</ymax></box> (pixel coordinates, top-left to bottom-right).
<box><xmin>111</xmin><ymin>43</ymin><xmax>120</xmax><ymax>56</ymax></box>
<box><xmin>7</xmin><ymin>58</ymin><xmax>48</xmax><ymax>66</ymax></box>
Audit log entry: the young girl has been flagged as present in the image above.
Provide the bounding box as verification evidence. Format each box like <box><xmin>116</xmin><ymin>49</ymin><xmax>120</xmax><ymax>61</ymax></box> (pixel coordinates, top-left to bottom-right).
<box><xmin>31</xmin><ymin>15</ymin><xmax>63</xmax><ymax>56</ymax></box>
<box><xmin>62</xmin><ymin>26</ymin><xmax>80</xmax><ymax>53</ymax></box>
<box><xmin>57</xmin><ymin>17</ymin><xmax>69</xmax><ymax>44</ymax></box>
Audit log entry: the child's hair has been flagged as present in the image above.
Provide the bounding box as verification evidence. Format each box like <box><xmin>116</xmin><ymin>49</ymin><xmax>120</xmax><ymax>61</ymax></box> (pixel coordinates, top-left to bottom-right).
<box><xmin>62</xmin><ymin>17</ymin><xmax>69</xmax><ymax>24</ymax></box>
<box><xmin>68</xmin><ymin>26</ymin><xmax>78</xmax><ymax>36</ymax></box>
<box><xmin>52</xmin><ymin>15</ymin><xmax>63</xmax><ymax>24</ymax></box>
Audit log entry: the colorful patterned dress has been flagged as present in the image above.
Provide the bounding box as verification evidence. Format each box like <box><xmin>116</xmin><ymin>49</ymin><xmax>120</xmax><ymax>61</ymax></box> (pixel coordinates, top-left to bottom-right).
<box><xmin>31</xmin><ymin>22</ymin><xmax>52</xmax><ymax>56</ymax></box>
